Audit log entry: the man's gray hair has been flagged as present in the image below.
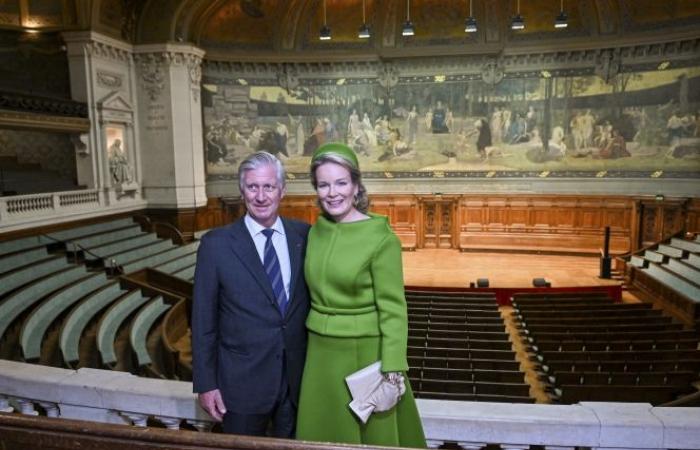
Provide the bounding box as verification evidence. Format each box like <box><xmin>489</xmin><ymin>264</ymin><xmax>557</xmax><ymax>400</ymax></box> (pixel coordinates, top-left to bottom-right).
<box><xmin>237</xmin><ymin>151</ymin><xmax>286</xmax><ymax>191</ymax></box>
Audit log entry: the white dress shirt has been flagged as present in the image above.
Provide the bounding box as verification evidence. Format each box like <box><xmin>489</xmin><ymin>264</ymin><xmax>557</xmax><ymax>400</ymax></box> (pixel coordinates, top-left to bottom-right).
<box><xmin>244</xmin><ymin>214</ymin><xmax>292</xmax><ymax>300</ymax></box>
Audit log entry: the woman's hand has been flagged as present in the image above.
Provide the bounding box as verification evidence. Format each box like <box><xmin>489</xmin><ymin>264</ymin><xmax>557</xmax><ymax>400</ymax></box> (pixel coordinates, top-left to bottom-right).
<box><xmin>384</xmin><ymin>372</ymin><xmax>407</xmax><ymax>396</ymax></box>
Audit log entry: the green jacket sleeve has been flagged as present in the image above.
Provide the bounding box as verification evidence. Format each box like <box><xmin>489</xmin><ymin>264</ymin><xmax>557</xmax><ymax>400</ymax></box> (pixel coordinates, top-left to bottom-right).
<box><xmin>371</xmin><ymin>231</ymin><xmax>409</xmax><ymax>372</ymax></box>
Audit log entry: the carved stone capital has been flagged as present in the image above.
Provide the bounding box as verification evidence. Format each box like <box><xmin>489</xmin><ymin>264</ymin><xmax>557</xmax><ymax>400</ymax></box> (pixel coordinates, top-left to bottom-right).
<box><xmin>84</xmin><ymin>41</ymin><xmax>131</xmax><ymax>63</ymax></box>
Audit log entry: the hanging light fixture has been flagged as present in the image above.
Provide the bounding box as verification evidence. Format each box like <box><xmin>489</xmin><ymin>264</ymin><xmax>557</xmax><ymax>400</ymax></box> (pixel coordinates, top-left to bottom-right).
<box><xmin>464</xmin><ymin>0</ymin><xmax>477</xmax><ymax>32</ymax></box>
<box><xmin>319</xmin><ymin>0</ymin><xmax>331</xmax><ymax>40</ymax></box>
<box><xmin>402</xmin><ymin>0</ymin><xmax>415</xmax><ymax>36</ymax></box>
<box><xmin>358</xmin><ymin>0</ymin><xmax>371</xmax><ymax>38</ymax></box>
<box><xmin>555</xmin><ymin>0</ymin><xmax>568</xmax><ymax>28</ymax></box>
<box><xmin>511</xmin><ymin>0</ymin><xmax>525</xmax><ymax>30</ymax></box>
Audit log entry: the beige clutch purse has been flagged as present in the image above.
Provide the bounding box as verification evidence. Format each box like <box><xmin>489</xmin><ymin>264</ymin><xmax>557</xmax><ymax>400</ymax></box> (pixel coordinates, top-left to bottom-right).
<box><xmin>345</xmin><ymin>361</ymin><xmax>404</xmax><ymax>424</ymax></box>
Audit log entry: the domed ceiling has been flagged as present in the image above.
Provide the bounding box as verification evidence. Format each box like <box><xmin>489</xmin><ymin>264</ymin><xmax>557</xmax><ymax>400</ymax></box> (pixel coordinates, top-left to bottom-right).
<box><xmin>0</xmin><ymin>0</ymin><xmax>698</xmax><ymax>61</ymax></box>
<box><xmin>133</xmin><ymin>0</ymin><xmax>700</xmax><ymax>60</ymax></box>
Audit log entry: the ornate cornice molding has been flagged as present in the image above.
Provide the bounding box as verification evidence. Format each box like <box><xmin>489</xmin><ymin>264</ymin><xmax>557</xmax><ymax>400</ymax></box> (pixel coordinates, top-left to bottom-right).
<box><xmin>63</xmin><ymin>31</ymin><xmax>134</xmax><ymax>64</ymax></box>
<box><xmin>83</xmin><ymin>41</ymin><xmax>131</xmax><ymax>63</ymax></box>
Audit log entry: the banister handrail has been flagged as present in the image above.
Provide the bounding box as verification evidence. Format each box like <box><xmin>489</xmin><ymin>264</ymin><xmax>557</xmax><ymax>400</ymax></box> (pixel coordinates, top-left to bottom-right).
<box><xmin>153</xmin><ymin>222</ymin><xmax>186</xmax><ymax>245</ymax></box>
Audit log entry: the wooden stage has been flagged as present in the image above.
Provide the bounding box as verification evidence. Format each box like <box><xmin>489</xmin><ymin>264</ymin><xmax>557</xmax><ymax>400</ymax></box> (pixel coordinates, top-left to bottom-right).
<box><xmin>402</xmin><ymin>249</ymin><xmax>621</xmax><ymax>289</ymax></box>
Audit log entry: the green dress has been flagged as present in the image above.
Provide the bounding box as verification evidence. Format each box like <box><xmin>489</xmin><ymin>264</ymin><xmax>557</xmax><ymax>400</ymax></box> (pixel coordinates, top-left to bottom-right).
<box><xmin>296</xmin><ymin>214</ymin><xmax>426</xmax><ymax>448</ymax></box>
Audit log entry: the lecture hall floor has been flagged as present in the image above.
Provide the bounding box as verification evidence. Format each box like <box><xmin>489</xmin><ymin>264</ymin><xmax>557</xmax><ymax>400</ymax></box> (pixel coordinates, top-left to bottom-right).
<box><xmin>402</xmin><ymin>249</ymin><xmax>621</xmax><ymax>289</ymax></box>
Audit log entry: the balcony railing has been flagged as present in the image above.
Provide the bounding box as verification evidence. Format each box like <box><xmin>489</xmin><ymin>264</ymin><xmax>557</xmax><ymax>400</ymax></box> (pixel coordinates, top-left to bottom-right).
<box><xmin>0</xmin><ymin>360</ymin><xmax>698</xmax><ymax>449</ymax></box>
<box><xmin>0</xmin><ymin>189</ymin><xmax>146</xmax><ymax>233</ymax></box>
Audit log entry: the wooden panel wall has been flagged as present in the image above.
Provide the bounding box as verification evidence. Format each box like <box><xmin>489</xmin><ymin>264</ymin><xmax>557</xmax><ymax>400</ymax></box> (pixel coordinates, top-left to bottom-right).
<box><xmin>207</xmin><ymin>193</ymin><xmax>696</xmax><ymax>255</ymax></box>
<box><xmin>456</xmin><ymin>195</ymin><xmax>634</xmax><ymax>254</ymax></box>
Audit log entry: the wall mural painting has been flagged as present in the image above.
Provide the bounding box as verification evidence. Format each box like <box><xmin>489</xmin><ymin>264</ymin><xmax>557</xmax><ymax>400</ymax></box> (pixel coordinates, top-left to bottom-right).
<box><xmin>202</xmin><ymin>65</ymin><xmax>700</xmax><ymax>179</ymax></box>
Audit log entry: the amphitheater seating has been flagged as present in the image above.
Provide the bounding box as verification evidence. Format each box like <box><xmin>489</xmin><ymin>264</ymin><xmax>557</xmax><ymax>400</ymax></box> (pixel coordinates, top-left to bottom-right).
<box><xmin>515</xmin><ymin>292</ymin><xmax>700</xmax><ymax>405</ymax></box>
<box><xmin>20</xmin><ymin>272</ymin><xmax>110</xmax><ymax>361</ymax></box>
<box><xmin>171</xmin><ymin>264</ymin><xmax>196</xmax><ymax>282</ymax></box>
<box><xmin>0</xmin><ymin>254</ymin><xmax>70</xmax><ymax>298</ymax></box>
<box><xmin>96</xmin><ymin>290</ymin><xmax>151</xmax><ymax>368</ymax></box>
<box><xmin>0</xmin><ymin>266</ymin><xmax>89</xmax><ymax>356</ymax></box>
<box><xmin>0</xmin><ymin>216</ymin><xmax>199</xmax><ymax>383</ymax></box>
<box><xmin>121</xmin><ymin>242</ymin><xmax>200</xmax><ymax>274</ymax></box>
<box><xmin>47</xmin><ymin>218</ymin><xmax>137</xmax><ymax>243</ymax></box>
<box><xmin>642</xmin><ymin>262</ymin><xmax>700</xmax><ymax>301</ymax></box>
<box><xmin>59</xmin><ymin>282</ymin><xmax>127</xmax><ymax>367</ymax></box>
<box><xmin>406</xmin><ymin>291</ymin><xmax>533</xmax><ymax>403</ymax></box>
<box><xmin>66</xmin><ymin>224</ymin><xmax>145</xmax><ymax>252</ymax></box>
<box><xmin>0</xmin><ymin>246</ymin><xmax>50</xmax><ymax>273</ymax></box>
<box><xmin>129</xmin><ymin>296</ymin><xmax>171</xmax><ymax>373</ymax></box>
<box><xmin>83</xmin><ymin>233</ymin><xmax>163</xmax><ymax>261</ymax></box>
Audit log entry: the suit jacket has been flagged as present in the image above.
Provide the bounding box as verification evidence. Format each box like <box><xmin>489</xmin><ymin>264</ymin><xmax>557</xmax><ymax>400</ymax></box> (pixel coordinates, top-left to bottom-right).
<box><xmin>191</xmin><ymin>216</ymin><xmax>311</xmax><ymax>414</ymax></box>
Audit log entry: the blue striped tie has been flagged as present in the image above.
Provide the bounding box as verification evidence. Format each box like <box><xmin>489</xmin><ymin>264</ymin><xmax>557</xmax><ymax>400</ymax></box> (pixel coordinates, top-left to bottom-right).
<box><xmin>262</xmin><ymin>229</ymin><xmax>288</xmax><ymax>315</ymax></box>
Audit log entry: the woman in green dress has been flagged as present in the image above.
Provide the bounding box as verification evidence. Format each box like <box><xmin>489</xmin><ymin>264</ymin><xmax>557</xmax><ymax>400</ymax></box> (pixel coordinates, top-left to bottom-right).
<box><xmin>296</xmin><ymin>142</ymin><xmax>426</xmax><ymax>448</ymax></box>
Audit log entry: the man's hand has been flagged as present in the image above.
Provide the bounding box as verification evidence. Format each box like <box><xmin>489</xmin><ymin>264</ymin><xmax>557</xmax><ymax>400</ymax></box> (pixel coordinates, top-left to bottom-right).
<box><xmin>198</xmin><ymin>389</ymin><xmax>227</xmax><ymax>422</ymax></box>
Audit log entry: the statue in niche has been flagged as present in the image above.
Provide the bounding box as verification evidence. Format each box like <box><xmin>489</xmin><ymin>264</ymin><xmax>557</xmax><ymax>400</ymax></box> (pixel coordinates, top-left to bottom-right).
<box><xmin>108</xmin><ymin>138</ymin><xmax>134</xmax><ymax>185</ymax></box>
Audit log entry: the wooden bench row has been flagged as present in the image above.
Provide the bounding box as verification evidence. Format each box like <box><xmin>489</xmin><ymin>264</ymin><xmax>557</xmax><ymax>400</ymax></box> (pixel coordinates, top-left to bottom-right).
<box><xmin>530</xmin><ymin>338</ymin><xmax>698</xmax><ymax>353</ymax></box>
<box><xmin>549</xmin><ymin>370</ymin><xmax>697</xmax><ymax>387</ymax></box>
<box><xmin>409</xmin><ymin>336</ymin><xmax>512</xmax><ymax>351</ymax></box>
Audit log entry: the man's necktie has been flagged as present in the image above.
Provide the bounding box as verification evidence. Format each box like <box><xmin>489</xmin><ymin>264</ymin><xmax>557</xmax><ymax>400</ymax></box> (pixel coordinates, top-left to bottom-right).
<box><xmin>262</xmin><ymin>229</ymin><xmax>288</xmax><ymax>315</ymax></box>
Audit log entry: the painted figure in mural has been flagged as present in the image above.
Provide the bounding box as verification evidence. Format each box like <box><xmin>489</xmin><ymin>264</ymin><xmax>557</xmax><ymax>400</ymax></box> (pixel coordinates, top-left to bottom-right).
<box><xmin>490</xmin><ymin>107</ymin><xmax>503</xmax><ymax>144</ymax></box>
<box><xmin>304</xmin><ymin>118</ymin><xmax>327</xmax><ymax>155</ymax></box>
<box><xmin>295</xmin><ymin>142</ymin><xmax>426</xmax><ymax>448</ymax></box>
<box><xmin>581</xmin><ymin>109</ymin><xmax>596</xmax><ymax>148</ymax></box>
<box><xmin>109</xmin><ymin>139</ymin><xmax>134</xmax><ymax>185</ymax></box>
<box><xmin>206</xmin><ymin>129</ymin><xmax>227</xmax><ymax>165</ymax></box>
<box><xmin>594</xmin><ymin>121</ymin><xmax>613</xmax><ymax>150</ymax></box>
<box><xmin>275</xmin><ymin>122</ymin><xmax>289</xmax><ymax>156</ymax></box>
<box><xmin>445</xmin><ymin>108</ymin><xmax>454</xmax><ymax>133</ymax></box>
<box><xmin>666</xmin><ymin>111</ymin><xmax>684</xmax><ymax>147</ymax></box>
<box><xmin>296</xmin><ymin>117</ymin><xmax>305</xmax><ymax>156</ymax></box>
<box><xmin>570</xmin><ymin>112</ymin><xmax>584</xmax><ymax>151</ymax></box>
<box><xmin>598</xmin><ymin>128</ymin><xmax>631</xmax><ymax>159</ymax></box>
<box><xmin>347</xmin><ymin>109</ymin><xmax>361</xmax><ymax>143</ymax></box>
<box><xmin>474</xmin><ymin>118</ymin><xmax>492</xmax><ymax>158</ymax></box>
<box><xmin>507</xmin><ymin>113</ymin><xmax>529</xmax><ymax>144</ymax></box>
<box><xmin>501</xmin><ymin>108</ymin><xmax>512</xmax><ymax>140</ymax></box>
<box><xmin>375</xmin><ymin>116</ymin><xmax>391</xmax><ymax>145</ymax></box>
<box><xmin>548</xmin><ymin>126</ymin><xmax>567</xmax><ymax>158</ymax></box>
<box><xmin>424</xmin><ymin>108</ymin><xmax>433</xmax><ymax>132</ymax></box>
<box><xmin>324</xmin><ymin>117</ymin><xmax>337</xmax><ymax>142</ymax></box>
<box><xmin>431</xmin><ymin>101</ymin><xmax>449</xmax><ymax>133</ymax></box>
<box><xmin>405</xmin><ymin>105</ymin><xmax>419</xmax><ymax>145</ymax></box>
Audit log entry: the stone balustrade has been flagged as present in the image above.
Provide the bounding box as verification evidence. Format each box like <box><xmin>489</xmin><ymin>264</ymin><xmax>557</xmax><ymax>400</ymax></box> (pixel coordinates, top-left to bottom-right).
<box><xmin>0</xmin><ymin>189</ymin><xmax>146</xmax><ymax>233</ymax></box>
<box><xmin>1</xmin><ymin>360</ymin><xmax>698</xmax><ymax>449</ymax></box>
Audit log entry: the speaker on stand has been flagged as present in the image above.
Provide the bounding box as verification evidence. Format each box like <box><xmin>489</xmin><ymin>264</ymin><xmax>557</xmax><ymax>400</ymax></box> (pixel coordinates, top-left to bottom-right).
<box><xmin>600</xmin><ymin>225</ymin><xmax>611</xmax><ymax>279</ymax></box>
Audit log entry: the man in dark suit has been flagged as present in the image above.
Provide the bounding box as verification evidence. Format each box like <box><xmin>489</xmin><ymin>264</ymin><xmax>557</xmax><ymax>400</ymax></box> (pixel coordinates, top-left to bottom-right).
<box><xmin>192</xmin><ymin>151</ymin><xmax>310</xmax><ymax>437</ymax></box>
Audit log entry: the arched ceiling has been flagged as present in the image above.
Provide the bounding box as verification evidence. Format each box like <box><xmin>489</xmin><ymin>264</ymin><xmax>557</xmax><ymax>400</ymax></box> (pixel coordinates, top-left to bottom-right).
<box><xmin>0</xmin><ymin>1</ymin><xmax>698</xmax><ymax>61</ymax></box>
<box><xmin>137</xmin><ymin>0</ymin><xmax>700</xmax><ymax>60</ymax></box>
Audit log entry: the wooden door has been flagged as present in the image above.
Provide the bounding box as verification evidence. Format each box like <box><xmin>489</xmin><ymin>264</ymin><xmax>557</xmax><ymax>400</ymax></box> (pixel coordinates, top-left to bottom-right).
<box><xmin>420</xmin><ymin>197</ymin><xmax>456</xmax><ymax>249</ymax></box>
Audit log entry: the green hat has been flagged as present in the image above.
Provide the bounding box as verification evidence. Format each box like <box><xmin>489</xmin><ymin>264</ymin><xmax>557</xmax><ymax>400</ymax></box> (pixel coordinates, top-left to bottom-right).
<box><xmin>311</xmin><ymin>142</ymin><xmax>359</xmax><ymax>169</ymax></box>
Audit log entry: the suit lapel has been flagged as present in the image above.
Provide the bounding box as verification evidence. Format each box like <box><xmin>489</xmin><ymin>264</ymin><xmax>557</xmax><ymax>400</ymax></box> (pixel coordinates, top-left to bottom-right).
<box><xmin>283</xmin><ymin>219</ymin><xmax>304</xmax><ymax>316</ymax></box>
<box><xmin>227</xmin><ymin>219</ymin><xmax>276</xmax><ymax>306</ymax></box>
